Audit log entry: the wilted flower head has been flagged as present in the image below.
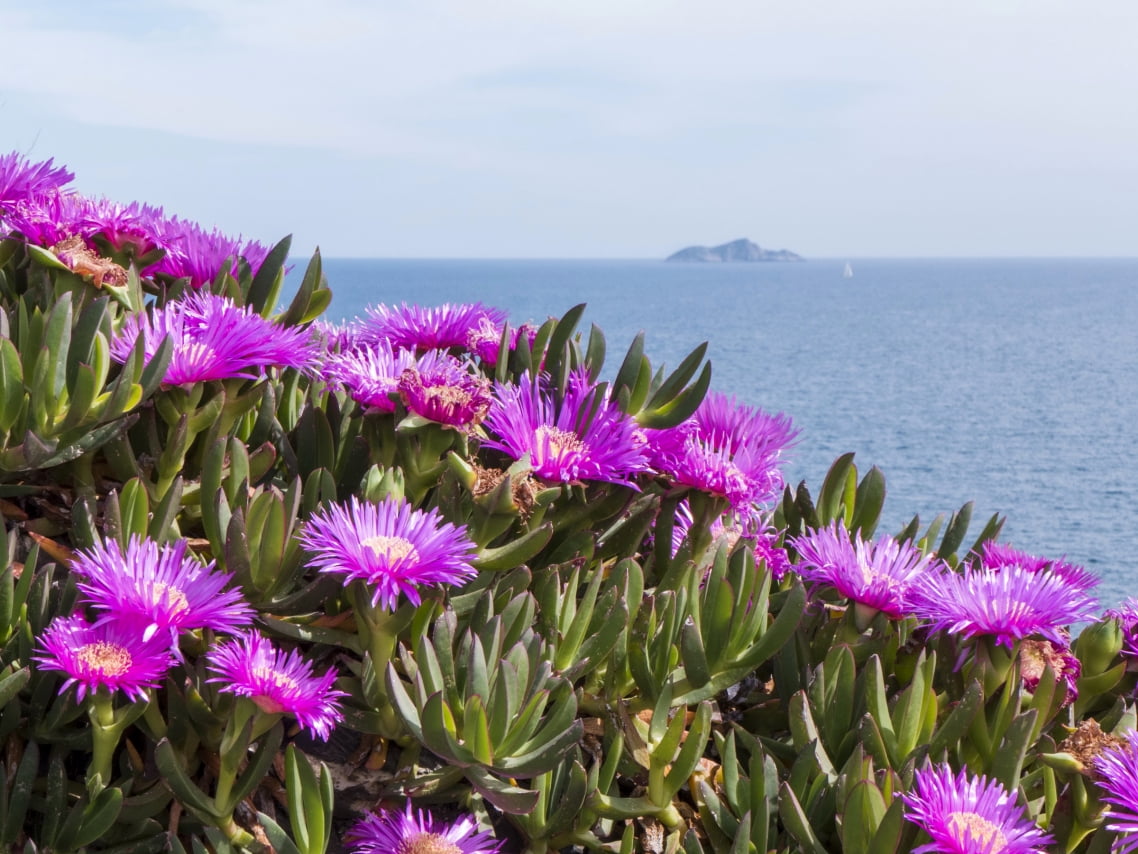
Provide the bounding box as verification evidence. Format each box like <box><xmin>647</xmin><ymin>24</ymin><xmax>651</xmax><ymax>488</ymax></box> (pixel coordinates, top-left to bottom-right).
<box><xmin>207</xmin><ymin>631</ymin><xmax>345</xmax><ymax>740</ymax></box>
<box><xmin>364</xmin><ymin>302</ymin><xmax>508</xmax><ymax>352</ymax></box>
<box><xmin>397</xmin><ymin>355</ymin><xmax>493</xmax><ymax>429</ymax></box>
<box><xmin>911</xmin><ymin>563</ymin><xmax>1098</xmax><ymax>649</ymax></box>
<box><xmin>644</xmin><ymin>392</ymin><xmax>796</xmax><ymax>517</ymax></box>
<box><xmin>34</xmin><ymin>614</ymin><xmax>174</xmax><ymax>703</ymax></box>
<box><xmin>979</xmin><ymin>541</ymin><xmax>1099</xmax><ymax>592</ymax></box>
<box><xmin>347</xmin><ymin>800</ymin><xmax>502</xmax><ymax>854</ymax></box>
<box><xmin>902</xmin><ymin>764</ymin><xmax>1053</xmax><ymax>853</ymax></box>
<box><xmin>483</xmin><ymin>370</ymin><xmax>652</xmax><ymax>487</ymax></box>
<box><xmin>74</xmin><ymin>535</ymin><xmax>253</xmax><ymax>642</ymax></box>
<box><xmin>0</xmin><ymin>151</ymin><xmax>73</xmax><ymax>214</ymax></box>
<box><xmin>792</xmin><ymin>523</ymin><xmax>938</xmax><ymax>620</ymax></box>
<box><xmin>1095</xmin><ymin>730</ymin><xmax>1138</xmax><ymax>852</ymax></box>
<box><xmin>112</xmin><ymin>292</ymin><xmax>317</xmax><ymax>385</ymax></box>
<box><xmin>1018</xmin><ymin>638</ymin><xmax>1080</xmax><ymax>707</ymax></box>
<box><xmin>299</xmin><ymin>496</ymin><xmax>477</xmax><ymax>610</ymax></box>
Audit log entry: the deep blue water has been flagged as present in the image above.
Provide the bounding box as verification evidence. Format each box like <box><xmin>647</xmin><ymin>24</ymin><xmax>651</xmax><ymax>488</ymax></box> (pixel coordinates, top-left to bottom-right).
<box><xmin>307</xmin><ymin>257</ymin><xmax>1138</xmax><ymax>609</ymax></box>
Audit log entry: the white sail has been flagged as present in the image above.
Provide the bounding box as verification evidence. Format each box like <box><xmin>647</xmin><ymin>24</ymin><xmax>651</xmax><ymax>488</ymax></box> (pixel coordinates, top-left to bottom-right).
<box><xmin>843</xmin><ymin>262</ymin><xmax>853</xmax><ymax>278</ymax></box>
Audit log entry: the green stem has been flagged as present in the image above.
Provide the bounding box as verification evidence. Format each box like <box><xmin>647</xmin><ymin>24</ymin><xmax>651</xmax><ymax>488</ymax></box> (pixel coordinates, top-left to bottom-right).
<box><xmin>87</xmin><ymin>690</ymin><xmax>118</xmax><ymax>793</ymax></box>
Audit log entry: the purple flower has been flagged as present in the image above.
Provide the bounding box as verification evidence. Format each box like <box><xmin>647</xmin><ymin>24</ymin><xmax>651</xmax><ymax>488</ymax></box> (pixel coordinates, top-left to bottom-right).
<box><xmin>363</xmin><ymin>302</ymin><xmax>508</xmax><ymax>352</ymax></box>
<box><xmin>74</xmin><ymin>536</ymin><xmax>253</xmax><ymax>642</ymax></box>
<box><xmin>298</xmin><ymin>497</ymin><xmax>477</xmax><ymax>610</ymax></box>
<box><xmin>397</xmin><ymin>355</ymin><xmax>493</xmax><ymax>429</ymax></box>
<box><xmin>3</xmin><ymin>191</ymin><xmax>90</xmax><ymax>247</ymax></box>
<box><xmin>149</xmin><ymin>216</ymin><xmax>270</xmax><ymax>287</ymax></box>
<box><xmin>483</xmin><ymin>370</ymin><xmax>652</xmax><ymax>487</ymax></box>
<box><xmin>112</xmin><ymin>292</ymin><xmax>317</xmax><ymax>385</ymax></box>
<box><xmin>670</xmin><ymin>501</ymin><xmax>790</xmax><ymax>577</ymax></box>
<box><xmin>1106</xmin><ymin>598</ymin><xmax>1138</xmax><ymax>659</ymax></box>
<box><xmin>466</xmin><ymin>316</ymin><xmax>538</xmax><ymax>367</ymax></box>
<box><xmin>347</xmin><ymin>801</ymin><xmax>502</xmax><ymax>854</ymax></box>
<box><xmin>911</xmin><ymin>563</ymin><xmax>1097</xmax><ymax>650</ymax></box>
<box><xmin>1095</xmin><ymin>730</ymin><xmax>1138</xmax><ymax>852</ymax></box>
<box><xmin>979</xmin><ymin>541</ymin><xmax>1099</xmax><ymax>592</ymax></box>
<box><xmin>207</xmin><ymin>631</ymin><xmax>345</xmax><ymax>740</ymax></box>
<box><xmin>34</xmin><ymin>614</ymin><xmax>174</xmax><ymax>703</ymax></box>
<box><xmin>902</xmin><ymin>764</ymin><xmax>1053</xmax><ymax>853</ymax></box>
<box><xmin>324</xmin><ymin>343</ymin><xmax>434</xmax><ymax>414</ymax></box>
<box><xmin>0</xmin><ymin>152</ymin><xmax>73</xmax><ymax>214</ymax></box>
<box><xmin>791</xmin><ymin>523</ymin><xmax>939</xmax><ymax>620</ymax></box>
<box><xmin>643</xmin><ymin>392</ymin><xmax>796</xmax><ymax>517</ymax></box>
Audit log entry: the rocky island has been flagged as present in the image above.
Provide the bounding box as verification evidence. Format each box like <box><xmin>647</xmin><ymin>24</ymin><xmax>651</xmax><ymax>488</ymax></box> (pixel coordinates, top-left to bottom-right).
<box><xmin>665</xmin><ymin>237</ymin><xmax>803</xmax><ymax>262</ymax></box>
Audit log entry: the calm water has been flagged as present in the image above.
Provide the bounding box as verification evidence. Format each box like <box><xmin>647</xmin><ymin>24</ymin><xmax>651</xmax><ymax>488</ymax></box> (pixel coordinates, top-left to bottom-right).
<box><xmin>308</xmin><ymin>257</ymin><xmax>1138</xmax><ymax>609</ymax></box>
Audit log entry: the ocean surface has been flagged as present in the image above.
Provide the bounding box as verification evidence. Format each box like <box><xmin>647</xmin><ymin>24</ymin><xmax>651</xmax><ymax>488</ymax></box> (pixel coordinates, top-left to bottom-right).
<box><xmin>305</xmin><ymin>257</ymin><xmax>1138</xmax><ymax>610</ymax></box>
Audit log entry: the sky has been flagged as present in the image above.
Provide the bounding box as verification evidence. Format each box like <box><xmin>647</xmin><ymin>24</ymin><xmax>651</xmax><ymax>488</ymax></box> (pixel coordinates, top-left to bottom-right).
<box><xmin>3</xmin><ymin>0</ymin><xmax>1137</xmax><ymax>258</ymax></box>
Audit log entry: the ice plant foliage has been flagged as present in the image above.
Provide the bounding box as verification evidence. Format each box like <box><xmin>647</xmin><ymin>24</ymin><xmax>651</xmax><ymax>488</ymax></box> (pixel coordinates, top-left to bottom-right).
<box><xmin>299</xmin><ymin>496</ymin><xmax>477</xmax><ymax>610</ymax></box>
<box><xmin>73</xmin><ymin>536</ymin><xmax>253</xmax><ymax>641</ymax></box>
<box><xmin>206</xmin><ymin>631</ymin><xmax>345</xmax><ymax>740</ymax></box>
<box><xmin>34</xmin><ymin>614</ymin><xmax>174</xmax><ymax>703</ymax></box>
<box><xmin>483</xmin><ymin>370</ymin><xmax>651</xmax><ymax>486</ymax></box>
<box><xmin>644</xmin><ymin>391</ymin><xmax>796</xmax><ymax>516</ymax></box>
<box><xmin>364</xmin><ymin>301</ymin><xmax>508</xmax><ymax>352</ymax></box>
<box><xmin>112</xmin><ymin>292</ymin><xmax>316</xmax><ymax>384</ymax></box>
<box><xmin>1094</xmin><ymin>730</ymin><xmax>1138</xmax><ymax>852</ymax></box>
<box><xmin>347</xmin><ymin>801</ymin><xmax>502</xmax><ymax>854</ymax></box>
<box><xmin>902</xmin><ymin>764</ymin><xmax>1054</xmax><ymax>853</ymax></box>
<box><xmin>911</xmin><ymin>563</ymin><xmax>1098</xmax><ymax>649</ymax></box>
<box><xmin>792</xmin><ymin>522</ymin><xmax>938</xmax><ymax>619</ymax></box>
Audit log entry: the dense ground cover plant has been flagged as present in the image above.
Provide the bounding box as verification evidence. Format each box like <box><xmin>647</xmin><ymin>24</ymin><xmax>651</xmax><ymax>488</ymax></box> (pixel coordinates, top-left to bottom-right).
<box><xmin>0</xmin><ymin>150</ymin><xmax>1136</xmax><ymax>853</ymax></box>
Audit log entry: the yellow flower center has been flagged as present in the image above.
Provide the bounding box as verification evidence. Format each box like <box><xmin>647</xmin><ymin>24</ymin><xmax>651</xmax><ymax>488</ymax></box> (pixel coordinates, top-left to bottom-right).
<box><xmin>423</xmin><ymin>385</ymin><xmax>472</xmax><ymax>408</ymax></box>
<box><xmin>536</xmin><ymin>425</ymin><xmax>585</xmax><ymax>456</ymax></box>
<box><xmin>946</xmin><ymin>811</ymin><xmax>1007</xmax><ymax>852</ymax></box>
<box><xmin>362</xmin><ymin>535</ymin><xmax>420</xmax><ymax>565</ymax></box>
<box><xmin>152</xmin><ymin>581</ymin><xmax>190</xmax><ymax>616</ymax></box>
<box><xmin>249</xmin><ymin>666</ymin><xmax>299</xmax><ymax>713</ymax></box>
<box><xmin>76</xmin><ymin>641</ymin><xmax>132</xmax><ymax>677</ymax></box>
<box><xmin>398</xmin><ymin>832</ymin><xmax>462</xmax><ymax>854</ymax></box>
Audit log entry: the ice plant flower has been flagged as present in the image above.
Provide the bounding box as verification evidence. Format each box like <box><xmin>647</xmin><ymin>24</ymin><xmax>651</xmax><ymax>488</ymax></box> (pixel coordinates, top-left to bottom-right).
<box><xmin>792</xmin><ymin>523</ymin><xmax>938</xmax><ymax>622</ymax></box>
<box><xmin>397</xmin><ymin>354</ymin><xmax>493</xmax><ymax>429</ymax></box>
<box><xmin>74</xmin><ymin>536</ymin><xmax>253</xmax><ymax>642</ymax></box>
<box><xmin>347</xmin><ymin>801</ymin><xmax>502</xmax><ymax>854</ymax></box>
<box><xmin>148</xmin><ymin>216</ymin><xmax>270</xmax><ymax>287</ymax></box>
<box><xmin>0</xmin><ymin>151</ymin><xmax>73</xmax><ymax>214</ymax></box>
<box><xmin>1094</xmin><ymin>730</ymin><xmax>1138</xmax><ymax>851</ymax></box>
<box><xmin>643</xmin><ymin>392</ymin><xmax>796</xmax><ymax>517</ymax></box>
<box><xmin>911</xmin><ymin>563</ymin><xmax>1098</xmax><ymax>649</ymax></box>
<box><xmin>1106</xmin><ymin>598</ymin><xmax>1138</xmax><ymax>659</ymax></box>
<box><xmin>34</xmin><ymin>614</ymin><xmax>174</xmax><ymax>703</ymax></box>
<box><xmin>902</xmin><ymin>764</ymin><xmax>1053</xmax><ymax>853</ymax></box>
<box><xmin>112</xmin><ymin>292</ymin><xmax>317</xmax><ymax>385</ymax></box>
<box><xmin>980</xmin><ymin>541</ymin><xmax>1099</xmax><ymax>592</ymax></box>
<box><xmin>363</xmin><ymin>301</ymin><xmax>508</xmax><ymax>352</ymax></box>
<box><xmin>206</xmin><ymin>631</ymin><xmax>345</xmax><ymax>740</ymax></box>
<box><xmin>324</xmin><ymin>344</ymin><xmax>440</xmax><ymax>414</ymax></box>
<box><xmin>466</xmin><ymin>316</ymin><xmax>538</xmax><ymax>366</ymax></box>
<box><xmin>483</xmin><ymin>370</ymin><xmax>652</xmax><ymax>486</ymax></box>
<box><xmin>298</xmin><ymin>496</ymin><xmax>477</xmax><ymax>610</ymax></box>
<box><xmin>1018</xmin><ymin>638</ymin><xmax>1081</xmax><ymax>706</ymax></box>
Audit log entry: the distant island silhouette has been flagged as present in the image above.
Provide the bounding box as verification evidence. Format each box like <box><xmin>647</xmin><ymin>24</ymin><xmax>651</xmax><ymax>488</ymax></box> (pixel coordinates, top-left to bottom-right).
<box><xmin>666</xmin><ymin>238</ymin><xmax>803</xmax><ymax>263</ymax></box>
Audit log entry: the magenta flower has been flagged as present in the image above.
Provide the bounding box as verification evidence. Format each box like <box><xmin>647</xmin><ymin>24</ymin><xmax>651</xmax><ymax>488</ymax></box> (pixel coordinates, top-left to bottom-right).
<box><xmin>34</xmin><ymin>614</ymin><xmax>174</xmax><ymax>703</ymax></box>
<box><xmin>148</xmin><ymin>216</ymin><xmax>270</xmax><ymax>287</ymax></box>
<box><xmin>979</xmin><ymin>541</ymin><xmax>1099</xmax><ymax>592</ymax></box>
<box><xmin>112</xmin><ymin>292</ymin><xmax>317</xmax><ymax>385</ymax></box>
<box><xmin>643</xmin><ymin>392</ymin><xmax>796</xmax><ymax>517</ymax></box>
<box><xmin>1106</xmin><ymin>598</ymin><xmax>1138</xmax><ymax>659</ymax></box>
<box><xmin>902</xmin><ymin>764</ymin><xmax>1053</xmax><ymax>853</ymax></box>
<box><xmin>791</xmin><ymin>523</ymin><xmax>939</xmax><ymax>620</ymax></box>
<box><xmin>1095</xmin><ymin>730</ymin><xmax>1138</xmax><ymax>852</ymax></box>
<box><xmin>363</xmin><ymin>302</ymin><xmax>508</xmax><ymax>352</ymax></box>
<box><xmin>397</xmin><ymin>355</ymin><xmax>493</xmax><ymax>429</ymax></box>
<box><xmin>298</xmin><ymin>497</ymin><xmax>477</xmax><ymax>610</ymax></box>
<box><xmin>0</xmin><ymin>151</ymin><xmax>73</xmax><ymax>214</ymax></box>
<box><xmin>207</xmin><ymin>631</ymin><xmax>345</xmax><ymax>740</ymax></box>
<box><xmin>466</xmin><ymin>316</ymin><xmax>538</xmax><ymax>366</ymax></box>
<box><xmin>347</xmin><ymin>801</ymin><xmax>502</xmax><ymax>854</ymax></box>
<box><xmin>483</xmin><ymin>370</ymin><xmax>652</xmax><ymax>487</ymax></box>
<box><xmin>3</xmin><ymin>191</ymin><xmax>91</xmax><ymax>247</ymax></box>
<box><xmin>324</xmin><ymin>344</ymin><xmax>434</xmax><ymax>414</ymax></box>
<box><xmin>74</xmin><ymin>536</ymin><xmax>253</xmax><ymax>642</ymax></box>
<box><xmin>910</xmin><ymin>563</ymin><xmax>1097</xmax><ymax>649</ymax></box>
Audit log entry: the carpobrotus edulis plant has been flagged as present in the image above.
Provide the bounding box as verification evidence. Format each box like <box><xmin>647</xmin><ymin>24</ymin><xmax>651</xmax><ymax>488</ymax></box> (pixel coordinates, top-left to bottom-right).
<box><xmin>0</xmin><ymin>148</ymin><xmax>1136</xmax><ymax>853</ymax></box>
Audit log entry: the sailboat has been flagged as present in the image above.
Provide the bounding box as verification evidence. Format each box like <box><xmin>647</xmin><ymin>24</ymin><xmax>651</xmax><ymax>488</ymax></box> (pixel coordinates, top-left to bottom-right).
<box><xmin>843</xmin><ymin>262</ymin><xmax>853</xmax><ymax>279</ymax></box>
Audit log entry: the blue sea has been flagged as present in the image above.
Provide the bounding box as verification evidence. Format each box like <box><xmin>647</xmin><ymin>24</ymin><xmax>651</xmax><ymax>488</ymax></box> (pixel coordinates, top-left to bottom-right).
<box><xmin>307</xmin><ymin>257</ymin><xmax>1138</xmax><ymax>609</ymax></box>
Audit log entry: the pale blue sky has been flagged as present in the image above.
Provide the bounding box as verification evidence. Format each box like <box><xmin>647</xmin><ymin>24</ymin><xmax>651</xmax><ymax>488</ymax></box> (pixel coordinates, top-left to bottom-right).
<box><xmin>3</xmin><ymin>0</ymin><xmax>1136</xmax><ymax>258</ymax></box>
